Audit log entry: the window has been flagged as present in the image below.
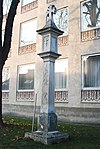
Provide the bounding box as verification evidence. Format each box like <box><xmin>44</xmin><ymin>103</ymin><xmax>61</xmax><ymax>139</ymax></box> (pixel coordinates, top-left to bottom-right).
<box><xmin>81</xmin><ymin>0</ymin><xmax>100</xmax><ymax>31</ymax></box>
<box><xmin>2</xmin><ymin>30</ymin><xmax>5</xmax><ymax>46</ymax></box>
<box><xmin>2</xmin><ymin>20</ymin><xmax>6</xmax><ymax>45</ymax></box>
<box><xmin>19</xmin><ymin>19</ymin><xmax>37</xmax><ymax>47</ymax></box>
<box><xmin>82</xmin><ymin>54</ymin><xmax>100</xmax><ymax>88</ymax></box>
<box><xmin>55</xmin><ymin>59</ymin><xmax>68</xmax><ymax>90</ymax></box>
<box><xmin>2</xmin><ymin>67</ymin><xmax>10</xmax><ymax>91</ymax></box>
<box><xmin>3</xmin><ymin>0</ymin><xmax>12</xmax><ymax>15</ymax></box>
<box><xmin>18</xmin><ymin>64</ymin><xmax>35</xmax><ymax>90</ymax></box>
<box><xmin>54</xmin><ymin>7</ymin><xmax>68</xmax><ymax>34</ymax></box>
<box><xmin>22</xmin><ymin>0</ymin><xmax>36</xmax><ymax>6</ymax></box>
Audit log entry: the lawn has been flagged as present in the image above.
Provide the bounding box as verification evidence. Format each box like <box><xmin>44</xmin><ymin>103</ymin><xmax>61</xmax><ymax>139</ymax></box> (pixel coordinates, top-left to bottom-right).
<box><xmin>0</xmin><ymin>117</ymin><xmax>100</xmax><ymax>149</ymax></box>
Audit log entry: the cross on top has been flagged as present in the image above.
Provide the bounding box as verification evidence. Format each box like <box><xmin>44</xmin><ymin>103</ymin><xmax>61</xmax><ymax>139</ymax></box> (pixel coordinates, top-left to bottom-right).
<box><xmin>46</xmin><ymin>5</ymin><xmax>56</xmax><ymax>23</ymax></box>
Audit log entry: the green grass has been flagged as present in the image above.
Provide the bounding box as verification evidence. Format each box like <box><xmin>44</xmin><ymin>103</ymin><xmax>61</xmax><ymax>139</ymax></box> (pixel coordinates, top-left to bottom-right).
<box><xmin>0</xmin><ymin>117</ymin><xmax>100</xmax><ymax>149</ymax></box>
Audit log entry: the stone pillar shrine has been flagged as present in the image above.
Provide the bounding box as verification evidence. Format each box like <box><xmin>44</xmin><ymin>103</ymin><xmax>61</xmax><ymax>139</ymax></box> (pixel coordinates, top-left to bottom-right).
<box><xmin>25</xmin><ymin>5</ymin><xmax>69</xmax><ymax>144</ymax></box>
<box><xmin>37</xmin><ymin>4</ymin><xmax>62</xmax><ymax>133</ymax></box>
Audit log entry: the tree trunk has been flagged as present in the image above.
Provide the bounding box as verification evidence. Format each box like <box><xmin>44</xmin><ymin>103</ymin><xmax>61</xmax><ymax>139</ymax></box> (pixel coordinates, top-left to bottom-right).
<box><xmin>0</xmin><ymin>63</ymin><xmax>3</xmax><ymax>126</ymax></box>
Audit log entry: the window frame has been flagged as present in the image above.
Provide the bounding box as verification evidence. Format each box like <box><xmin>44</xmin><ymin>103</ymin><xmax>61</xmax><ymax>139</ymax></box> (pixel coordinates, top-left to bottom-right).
<box><xmin>2</xmin><ymin>67</ymin><xmax>10</xmax><ymax>92</ymax></box>
<box><xmin>80</xmin><ymin>0</ymin><xmax>100</xmax><ymax>32</ymax></box>
<box><xmin>17</xmin><ymin>63</ymin><xmax>35</xmax><ymax>92</ymax></box>
<box><xmin>19</xmin><ymin>18</ymin><xmax>37</xmax><ymax>47</ymax></box>
<box><xmin>82</xmin><ymin>53</ymin><xmax>100</xmax><ymax>90</ymax></box>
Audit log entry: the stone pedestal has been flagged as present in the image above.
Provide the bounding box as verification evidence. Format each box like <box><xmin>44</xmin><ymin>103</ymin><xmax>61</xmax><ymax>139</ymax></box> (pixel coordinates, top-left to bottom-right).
<box><xmin>25</xmin><ymin>131</ymin><xmax>69</xmax><ymax>145</ymax></box>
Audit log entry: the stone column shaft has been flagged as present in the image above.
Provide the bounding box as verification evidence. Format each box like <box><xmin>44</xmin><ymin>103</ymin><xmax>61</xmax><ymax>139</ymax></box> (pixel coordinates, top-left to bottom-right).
<box><xmin>41</xmin><ymin>60</ymin><xmax>55</xmax><ymax>113</ymax></box>
<box><xmin>38</xmin><ymin>52</ymin><xmax>60</xmax><ymax>132</ymax></box>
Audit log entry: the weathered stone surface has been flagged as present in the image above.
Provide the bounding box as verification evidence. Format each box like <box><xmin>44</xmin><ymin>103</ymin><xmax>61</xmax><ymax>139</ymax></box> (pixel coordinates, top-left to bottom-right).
<box><xmin>25</xmin><ymin>131</ymin><xmax>69</xmax><ymax>145</ymax></box>
<box><xmin>38</xmin><ymin>112</ymin><xmax>57</xmax><ymax>132</ymax></box>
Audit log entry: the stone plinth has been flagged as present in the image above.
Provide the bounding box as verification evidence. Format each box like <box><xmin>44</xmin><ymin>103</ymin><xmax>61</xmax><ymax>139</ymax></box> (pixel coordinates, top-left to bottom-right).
<box><xmin>25</xmin><ymin>131</ymin><xmax>69</xmax><ymax>145</ymax></box>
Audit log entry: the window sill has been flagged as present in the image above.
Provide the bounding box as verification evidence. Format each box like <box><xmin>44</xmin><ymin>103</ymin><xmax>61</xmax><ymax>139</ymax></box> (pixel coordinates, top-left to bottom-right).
<box><xmin>2</xmin><ymin>90</ymin><xmax>9</xmax><ymax>92</ymax></box>
<box><xmin>55</xmin><ymin>89</ymin><xmax>68</xmax><ymax>91</ymax></box>
<box><xmin>17</xmin><ymin>90</ymin><xmax>34</xmax><ymax>92</ymax></box>
<box><xmin>82</xmin><ymin>88</ymin><xmax>100</xmax><ymax>91</ymax></box>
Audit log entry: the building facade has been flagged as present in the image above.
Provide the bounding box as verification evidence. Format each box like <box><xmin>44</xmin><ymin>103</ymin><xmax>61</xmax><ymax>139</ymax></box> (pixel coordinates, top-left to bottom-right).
<box><xmin>2</xmin><ymin>0</ymin><xmax>100</xmax><ymax>124</ymax></box>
